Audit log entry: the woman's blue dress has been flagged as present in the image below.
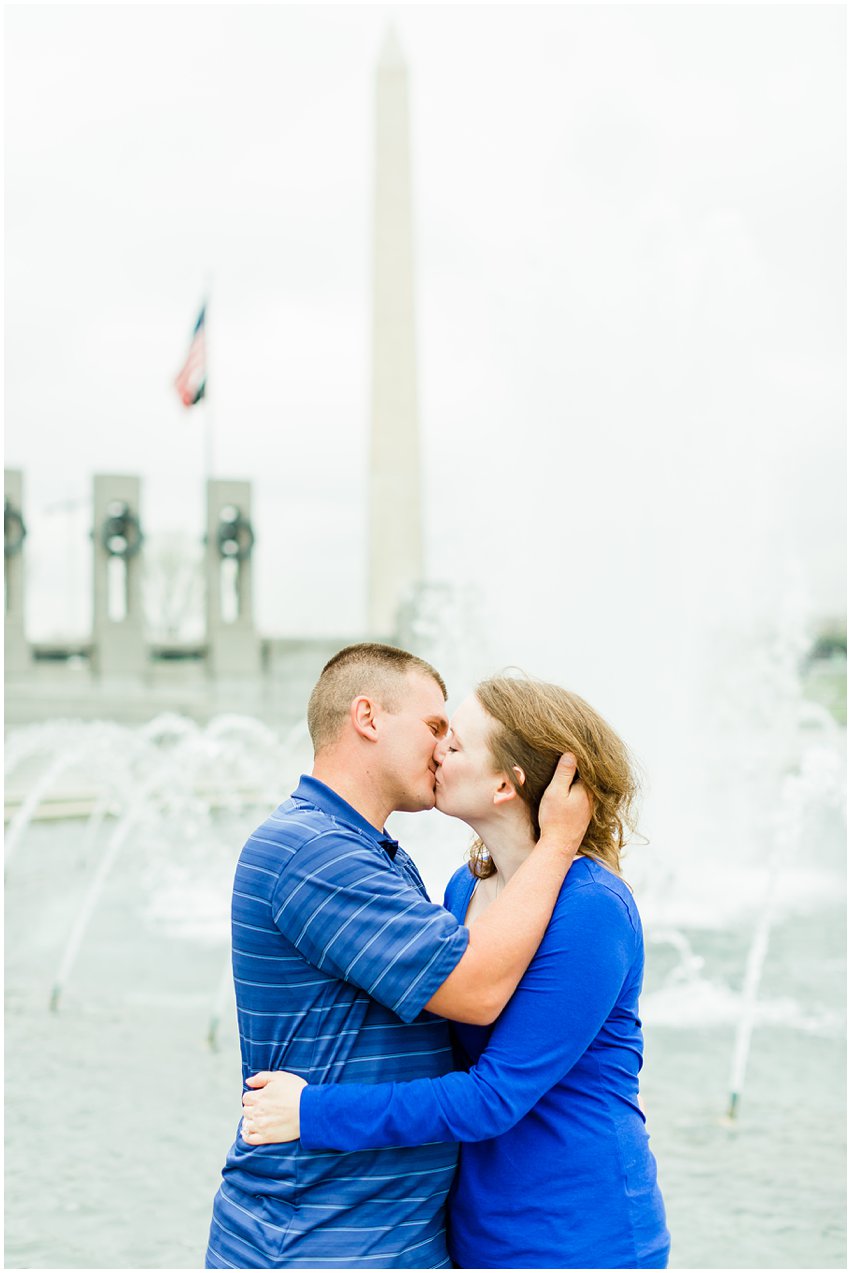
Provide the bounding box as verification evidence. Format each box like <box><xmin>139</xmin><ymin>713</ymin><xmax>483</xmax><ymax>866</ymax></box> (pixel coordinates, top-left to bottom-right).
<box><xmin>301</xmin><ymin>857</ymin><xmax>670</xmax><ymax>1269</ymax></box>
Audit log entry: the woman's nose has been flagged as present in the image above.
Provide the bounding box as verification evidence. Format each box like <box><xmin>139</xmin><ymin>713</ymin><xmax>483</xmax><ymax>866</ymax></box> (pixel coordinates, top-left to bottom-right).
<box><xmin>433</xmin><ymin>736</ymin><xmax>448</xmax><ymax>765</ymax></box>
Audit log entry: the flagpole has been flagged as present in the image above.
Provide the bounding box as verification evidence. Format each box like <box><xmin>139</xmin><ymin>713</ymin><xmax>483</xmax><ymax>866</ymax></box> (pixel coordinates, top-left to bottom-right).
<box><xmin>175</xmin><ymin>288</ymin><xmax>214</xmax><ymax>504</ymax></box>
<box><xmin>203</xmin><ymin>278</ymin><xmax>215</xmax><ymax>488</ymax></box>
<box><xmin>204</xmin><ymin>392</ymin><xmax>215</xmax><ymax>487</ymax></box>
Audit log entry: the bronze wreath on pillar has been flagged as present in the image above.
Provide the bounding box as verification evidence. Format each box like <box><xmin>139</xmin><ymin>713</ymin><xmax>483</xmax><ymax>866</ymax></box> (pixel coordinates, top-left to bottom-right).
<box><xmin>100</xmin><ymin>500</ymin><xmax>143</xmax><ymax>559</ymax></box>
<box><xmin>216</xmin><ymin>505</ymin><xmax>255</xmax><ymax>562</ymax></box>
<box><xmin>4</xmin><ymin>499</ymin><xmax>27</xmax><ymax>558</ymax></box>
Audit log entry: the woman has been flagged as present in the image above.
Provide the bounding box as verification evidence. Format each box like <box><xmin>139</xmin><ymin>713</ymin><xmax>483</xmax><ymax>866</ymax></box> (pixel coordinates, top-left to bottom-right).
<box><xmin>241</xmin><ymin>675</ymin><xmax>670</xmax><ymax>1269</ymax></box>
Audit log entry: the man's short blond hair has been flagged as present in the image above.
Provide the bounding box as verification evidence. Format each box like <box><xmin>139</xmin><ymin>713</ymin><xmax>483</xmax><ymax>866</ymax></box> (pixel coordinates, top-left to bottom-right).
<box><xmin>307</xmin><ymin>643</ymin><xmax>447</xmax><ymax>753</ymax></box>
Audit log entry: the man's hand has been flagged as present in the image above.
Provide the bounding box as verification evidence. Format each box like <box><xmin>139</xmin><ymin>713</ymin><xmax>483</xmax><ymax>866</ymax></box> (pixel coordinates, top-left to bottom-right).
<box><xmin>241</xmin><ymin>1071</ymin><xmax>307</xmax><ymax>1145</ymax></box>
<box><xmin>537</xmin><ymin>752</ymin><xmax>592</xmax><ymax>854</ymax></box>
<box><xmin>424</xmin><ymin>753</ymin><xmax>593</xmax><ymax>1025</ymax></box>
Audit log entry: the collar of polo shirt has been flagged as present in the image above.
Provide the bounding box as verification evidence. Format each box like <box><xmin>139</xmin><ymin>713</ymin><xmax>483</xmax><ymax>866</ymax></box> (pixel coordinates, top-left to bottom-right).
<box><xmin>293</xmin><ymin>774</ymin><xmax>400</xmax><ymax>858</ymax></box>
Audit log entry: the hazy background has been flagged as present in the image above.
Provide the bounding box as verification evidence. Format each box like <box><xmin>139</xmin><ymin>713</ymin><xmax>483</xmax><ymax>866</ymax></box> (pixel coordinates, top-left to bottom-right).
<box><xmin>5</xmin><ymin>4</ymin><xmax>845</xmax><ymax>670</ymax></box>
<box><xmin>4</xmin><ymin>8</ymin><xmax>847</xmax><ymax>1269</ymax></box>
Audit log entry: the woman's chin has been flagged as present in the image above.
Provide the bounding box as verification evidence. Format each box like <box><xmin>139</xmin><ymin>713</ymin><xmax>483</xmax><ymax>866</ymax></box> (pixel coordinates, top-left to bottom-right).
<box><xmin>434</xmin><ymin>787</ymin><xmax>454</xmax><ymax>816</ymax></box>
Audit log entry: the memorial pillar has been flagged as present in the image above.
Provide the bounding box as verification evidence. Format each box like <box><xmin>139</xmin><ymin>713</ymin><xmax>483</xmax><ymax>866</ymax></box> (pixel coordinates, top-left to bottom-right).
<box><xmin>5</xmin><ymin>469</ymin><xmax>30</xmax><ymax>674</ymax></box>
<box><xmin>92</xmin><ymin>474</ymin><xmax>146</xmax><ymax>676</ymax></box>
<box><xmin>205</xmin><ymin>479</ymin><xmax>261</xmax><ymax>677</ymax></box>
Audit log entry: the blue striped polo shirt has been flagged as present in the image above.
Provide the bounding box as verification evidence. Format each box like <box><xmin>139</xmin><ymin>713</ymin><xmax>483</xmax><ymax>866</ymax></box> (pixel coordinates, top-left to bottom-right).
<box><xmin>206</xmin><ymin>775</ymin><xmax>469</xmax><ymax>1270</ymax></box>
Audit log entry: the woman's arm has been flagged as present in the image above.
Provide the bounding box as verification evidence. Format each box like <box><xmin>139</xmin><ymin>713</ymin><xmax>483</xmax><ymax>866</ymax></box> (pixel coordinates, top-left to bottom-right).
<box><xmin>241</xmin><ymin>881</ymin><xmax>637</xmax><ymax>1150</ymax></box>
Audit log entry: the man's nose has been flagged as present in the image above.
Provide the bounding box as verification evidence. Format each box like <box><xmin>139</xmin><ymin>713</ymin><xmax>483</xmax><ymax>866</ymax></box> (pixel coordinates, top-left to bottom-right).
<box><xmin>433</xmin><ymin>736</ymin><xmax>448</xmax><ymax>765</ymax></box>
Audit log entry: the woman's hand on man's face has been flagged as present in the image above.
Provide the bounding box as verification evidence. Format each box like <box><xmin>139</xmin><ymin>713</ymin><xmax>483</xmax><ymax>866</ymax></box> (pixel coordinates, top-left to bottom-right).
<box><xmin>537</xmin><ymin>753</ymin><xmax>592</xmax><ymax>855</ymax></box>
<box><xmin>241</xmin><ymin>1070</ymin><xmax>307</xmax><ymax>1145</ymax></box>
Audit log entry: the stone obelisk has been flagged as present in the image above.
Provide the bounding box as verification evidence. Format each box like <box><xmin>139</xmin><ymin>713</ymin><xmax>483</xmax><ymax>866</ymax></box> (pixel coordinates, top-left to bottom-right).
<box><xmin>368</xmin><ymin>28</ymin><xmax>424</xmax><ymax>638</ymax></box>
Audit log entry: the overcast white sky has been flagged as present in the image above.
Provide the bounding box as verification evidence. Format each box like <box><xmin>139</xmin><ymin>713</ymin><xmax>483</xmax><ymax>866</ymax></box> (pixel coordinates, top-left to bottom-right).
<box><xmin>5</xmin><ymin>4</ymin><xmax>846</xmax><ymax>731</ymax></box>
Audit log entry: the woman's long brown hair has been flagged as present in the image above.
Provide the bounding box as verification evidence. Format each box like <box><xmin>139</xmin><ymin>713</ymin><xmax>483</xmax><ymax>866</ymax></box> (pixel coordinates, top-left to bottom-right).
<box><xmin>467</xmin><ymin>675</ymin><xmax>639</xmax><ymax>880</ymax></box>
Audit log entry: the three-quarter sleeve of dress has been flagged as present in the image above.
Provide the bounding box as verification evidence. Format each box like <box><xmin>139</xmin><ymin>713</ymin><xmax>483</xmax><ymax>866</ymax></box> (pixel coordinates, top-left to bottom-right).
<box><xmin>300</xmin><ymin>880</ymin><xmax>638</xmax><ymax>1149</ymax></box>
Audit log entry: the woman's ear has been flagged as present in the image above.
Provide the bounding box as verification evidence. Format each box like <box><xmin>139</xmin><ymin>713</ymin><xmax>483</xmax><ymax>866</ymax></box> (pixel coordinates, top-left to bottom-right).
<box><xmin>493</xmin><ymin>773</ymin><xmax>521</xmax><ymax>806</ymax></box>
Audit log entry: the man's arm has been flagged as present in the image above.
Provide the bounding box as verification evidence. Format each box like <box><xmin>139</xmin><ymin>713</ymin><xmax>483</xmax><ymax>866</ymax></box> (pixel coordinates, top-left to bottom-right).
<box><xmin>424</xmin><ymin>753</ymin><xmax>591</xmax><ymax>1026</ymax></box>
<box><xmin>241</xmin><ymin>883</ymin><xmax>633</xmax><ymax>1149</ymax></box>
<box><xmin>271</xmin><ymin>827</ymin><xmax>469</xmax><ymax>1026</ymax></box>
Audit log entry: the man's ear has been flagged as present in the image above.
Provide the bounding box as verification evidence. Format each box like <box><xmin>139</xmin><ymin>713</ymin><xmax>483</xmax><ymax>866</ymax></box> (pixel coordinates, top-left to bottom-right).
<box><xmin>351</xmin><ymin>696</ymin><xmax>380</xmax><ymax>742</ymax></box>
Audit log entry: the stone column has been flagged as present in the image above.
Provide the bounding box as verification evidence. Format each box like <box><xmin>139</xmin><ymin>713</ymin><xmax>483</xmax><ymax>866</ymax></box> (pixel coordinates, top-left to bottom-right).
<box><xmin>5</xmin><ymin>469</ymin><xmax>30</xmax><ymax>674</ymax></box>
<box><xmin>92</xmin><ymin>474</ymin><xmax>146</xmax><ymax>677</ymax></box>
<box><xmin>368</xmin><ymin>27</ymin><xmax>424</xmax><ymax>638</ymax></box>
<box><xmin>204</xmin><ymin>479</ymin><xmax>260</xmax><ymax>677</ymax></box>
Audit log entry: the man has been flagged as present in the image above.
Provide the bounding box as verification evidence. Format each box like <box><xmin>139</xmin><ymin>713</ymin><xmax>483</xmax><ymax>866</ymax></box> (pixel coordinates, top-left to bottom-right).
<box><xmin>206</xmin><ymin>643</ymin><xmax>590</xmax><ymax>1270</ymax></box>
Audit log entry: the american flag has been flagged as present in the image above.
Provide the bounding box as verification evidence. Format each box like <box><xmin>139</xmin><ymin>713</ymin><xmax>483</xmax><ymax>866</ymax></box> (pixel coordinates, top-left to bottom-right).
<box><xmin>175</xmin><ymin>303</ymin><xmax>207</xmax><ymax>407</ymax></box>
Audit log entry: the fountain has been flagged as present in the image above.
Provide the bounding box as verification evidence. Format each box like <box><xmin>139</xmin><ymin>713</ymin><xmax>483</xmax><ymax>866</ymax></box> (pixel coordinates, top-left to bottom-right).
<box><xmin>3</xmin><ymin>17</ymin><xmax>845</xmax><ymax>1269</ymax></box>
<box><xmin>5</xmin><ymin>712</ymin><xmax>314</xmax><ymax>1022</ymax></box>
<box><xmin>3</xmin><ymin>575</ymin><xmax>845</xmax><ymax>1273</ymax></box>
